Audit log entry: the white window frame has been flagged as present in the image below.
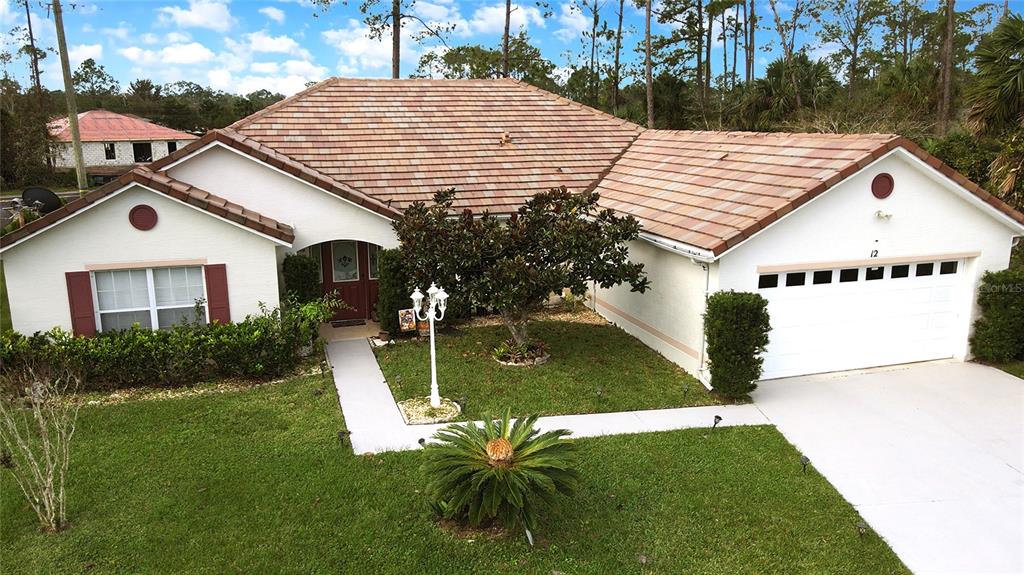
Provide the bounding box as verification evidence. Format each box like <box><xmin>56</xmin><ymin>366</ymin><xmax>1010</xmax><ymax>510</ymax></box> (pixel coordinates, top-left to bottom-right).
<box><xmin>91</xmin><ymin>266</ymin><xmax>210</xmax><ymax>332</ymax></box>
<box><xmin>330</xmin><ymin>240</ymin><xmax>360</xmax><ymax>283</ymax></box>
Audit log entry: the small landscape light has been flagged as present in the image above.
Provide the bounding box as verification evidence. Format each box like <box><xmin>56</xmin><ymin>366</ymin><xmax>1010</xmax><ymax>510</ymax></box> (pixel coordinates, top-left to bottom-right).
<box><xmin>337</xmin><ymin>430</ymin><xmax>351</xmax><ymax>447</ymax></box>
<box><xmin>418</xmin><ymin>438</ymin><xmax>426</xmax><ymax>448</ymax></box>
<box><xmin>458</xmin><ymin>396</ymin><xmax>468</xmax><ymax>410</ymax></box>
<box><xmin>800</xmin><ymin>455</ymin><xmax>810</xmax><ymax>473</ymax></box>
<box><xmin>713</xmin><ymin>415</ymin><xmax>723</xmax><ymax>429</ymax></box>
<box><xmin>856</xmin><ymin>520</ymin><xmax>869</xmax><ymax>538</ymax></box>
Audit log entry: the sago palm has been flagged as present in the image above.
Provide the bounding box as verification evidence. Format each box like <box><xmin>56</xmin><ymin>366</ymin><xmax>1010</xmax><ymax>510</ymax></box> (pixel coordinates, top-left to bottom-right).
<box><xmin>423</xmin><ymin>409</ymin><xmax>578</xmax><ymax>543</ymax></box>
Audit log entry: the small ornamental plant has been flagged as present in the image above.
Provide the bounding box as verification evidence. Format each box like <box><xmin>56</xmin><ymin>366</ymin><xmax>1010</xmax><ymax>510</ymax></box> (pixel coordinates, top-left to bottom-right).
<box><xmin>423</xmin><ymin>409</ymin><xmax>578</xmax><ymax>544</ymax></box>
<box><xmin>703</xmin><ymin>291</ymin><xmax>771</xmax><ymax>399</ymax></box>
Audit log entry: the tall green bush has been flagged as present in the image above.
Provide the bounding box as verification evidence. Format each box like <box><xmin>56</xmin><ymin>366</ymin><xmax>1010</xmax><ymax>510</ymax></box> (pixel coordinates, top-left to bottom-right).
<box><xmin>376</xmin><ymin>248</ymin><xmax>409</xmax><ymax>335</ymax></box>
<box><xmin>970</xmin><ymin>268</ymin><xmax>1024</xmax><ymax>363</ymax></box>
<box><xmin>282</xmin><ymin>253</ymin><xmax>322</xmax><ymax>303</ymax></box>
<box><xmin>703</xmin><ymin>291</ymin><xmax>772</xmax><ymax>399</ymax></box>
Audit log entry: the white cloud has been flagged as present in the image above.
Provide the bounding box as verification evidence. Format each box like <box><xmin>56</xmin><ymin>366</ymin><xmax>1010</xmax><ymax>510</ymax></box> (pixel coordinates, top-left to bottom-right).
<box><xmin>227</xmin><ymin>30</ymin><xmax>311</xmax><ymax>60</ymax></box>
<box><xmin>101</xmin><ymin>22</ymin><xmax>132</xmax><ymax>40</ymax></box>
<box><xmin>77</xmin><ymin>4</ymin><xmax>98</xmax><ymax>15</ymax></box>
<box><xmin>554</xmin><ymin>2</ymin><xmax>588</xmax><ymax>42</ymax></box>
<box><xmin>468</xmin><ymin>3</ymin><xmax>544</xmax><ymax>35</ymax></box>
<box><xmin>166</xmin><ymin>31</ymin><xmax>192</xmax><ymax>43</ymax></box>
<box><xmin>251</xmin><ymin>61</ymin><xmax>280</xmax><ymax>73</ymax></box>
<box><xmin>69</xmin><ymin>43</ymin><xmax>103</xmax><ymax>66</ymax></box>
<box><xmin>283</xmin><ymin>59</ymin><xmax>326</xmax><ymax>77</ymax></box>
<box><xmin>323</xmin><ymin>19</ymin><xmax>423</xmax><ymax>75</ymax></box>
<box><xmin>259</xmin><ymin>6</ymin><xmax>285</xmax><ymax>23</ymax></box>
<box><xmin>158</xmin><ymin>0</ymin><xmax>236</xmax><ymax>33</ymax></box>
<box><xmin>118</xmin><ymin>41</ymin><xmax>214</xmax><ymax>66</ymax></box>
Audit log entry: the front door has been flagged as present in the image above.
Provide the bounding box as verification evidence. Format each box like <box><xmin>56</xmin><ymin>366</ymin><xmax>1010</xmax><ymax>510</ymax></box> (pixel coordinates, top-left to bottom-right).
<box><xmin>320</xmin><ymin>240</ymin><xmax>380</xmax><ymax>322</ymax></box>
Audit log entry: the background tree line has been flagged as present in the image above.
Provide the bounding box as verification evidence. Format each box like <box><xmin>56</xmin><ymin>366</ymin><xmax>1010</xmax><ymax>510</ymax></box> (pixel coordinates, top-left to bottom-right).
<box><xmin>2</xmin><ymin>0</ymin><xmax>1020</xmax><ymax>214</ymax></box>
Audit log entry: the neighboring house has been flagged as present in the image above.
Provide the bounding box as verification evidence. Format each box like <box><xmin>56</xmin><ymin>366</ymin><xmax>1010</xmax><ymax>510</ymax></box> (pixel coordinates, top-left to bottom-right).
<box><xmin>3</xmin><ymin>79</ymin><xmax>1022</xmax><ymax>382</ymax></box>
<box><xmin>48</xmin><ymin>110</ymin><xmax>197</xmax><ymax>183</ymax></box>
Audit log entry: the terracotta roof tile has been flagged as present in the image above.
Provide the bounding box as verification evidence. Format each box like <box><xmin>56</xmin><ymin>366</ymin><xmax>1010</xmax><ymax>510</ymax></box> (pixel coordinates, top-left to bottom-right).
<box><xmin>0</xmin><ymin>167</ymin><xmax>294</xmax><ymax>249</ymax></box>
<box><xmin>226</xmin><ymin>78</ymin><xmax>642</xmax><ymax>213</ymax></box>
<box><xmin>47</xmin><ymin>110</ymin><xmax>197</xmax><ymax>143</ymax></box>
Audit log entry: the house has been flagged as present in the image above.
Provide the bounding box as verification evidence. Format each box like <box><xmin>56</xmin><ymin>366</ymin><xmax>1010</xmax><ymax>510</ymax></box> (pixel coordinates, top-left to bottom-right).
<box><xmin>48</xmin><ymin>110</ymin><xmax>197</xmax><ymax>183</ymax></box>
<box><xmin>3</xmin><ymin>78</ymin><xmax>1022</xmax><ymax>382</ymax></box>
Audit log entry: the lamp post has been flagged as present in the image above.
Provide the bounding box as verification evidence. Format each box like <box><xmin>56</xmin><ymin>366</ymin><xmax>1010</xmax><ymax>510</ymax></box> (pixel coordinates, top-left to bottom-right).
<box><xmin>411</xmin><ymin>283</ymin><xmax>448</xmax><ymax>407</ymax></box>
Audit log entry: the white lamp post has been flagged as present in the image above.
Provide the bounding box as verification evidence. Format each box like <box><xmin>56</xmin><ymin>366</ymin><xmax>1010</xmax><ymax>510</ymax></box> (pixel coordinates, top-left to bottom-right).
<box><xmin>411</xmin><ymin>282</ymin><xmax>448</xmax><ymax>407</ymax></box>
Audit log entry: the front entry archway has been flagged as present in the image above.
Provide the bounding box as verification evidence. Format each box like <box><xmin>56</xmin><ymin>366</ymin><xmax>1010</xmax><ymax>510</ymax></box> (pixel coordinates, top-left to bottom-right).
<box><xmin>308</xmin><ymin>240</ymin><xmax>381</xmax><ymax>322</ymax></box>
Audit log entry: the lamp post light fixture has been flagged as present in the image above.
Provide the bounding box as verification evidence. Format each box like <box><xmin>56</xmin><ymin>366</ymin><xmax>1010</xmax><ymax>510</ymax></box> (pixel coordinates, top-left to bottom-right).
<box><xmin>411</xmin><ymin>282</ymin><xmax>448</xmax><ymax>408</ymax></box>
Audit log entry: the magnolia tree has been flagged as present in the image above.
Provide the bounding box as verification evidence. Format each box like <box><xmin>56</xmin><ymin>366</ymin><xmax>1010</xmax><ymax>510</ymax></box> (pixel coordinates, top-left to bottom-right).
<box><xmin>394</xmin><ymin>187</ymin><xmax>650</xmax><ymax>349</ymax></box>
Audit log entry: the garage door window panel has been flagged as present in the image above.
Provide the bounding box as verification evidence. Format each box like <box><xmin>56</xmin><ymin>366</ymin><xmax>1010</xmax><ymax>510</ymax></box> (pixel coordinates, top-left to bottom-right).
<box><xmin>786</xmin><ymin>272</ymin><xmax>806</xmax><ymax>287</ymax></box>
<box><xmin>812</xmin><ymin>271</ymin><xmax>832</xmax><ymax>284</ymax></box>
<box><xmin>758</xmin><ymin>274</ymin><xmax>779</xmax><ymax>289</ymax></box>
<box><xmin>891</xmin><ymin>265</ymin><xmax>910</xmax><ymax>279</ymax></box>
<box><xmin>940</xmin><ymin>261</ymin><xmax>958</xmax><ymax>275</ymax></box>
<box><xmin>840</xmin><ymin>268</ymin><xmax>859</xmax><ymax>282</ymax></box>
<box><xmin>866</xmin><ymin>267</ymin><xmax>884</xmax><ymax>281</ymax></box>
<box><xmin>916</xmin><ymin>263</ymin><xmax>934</xmax><ymax>276</ymax></box>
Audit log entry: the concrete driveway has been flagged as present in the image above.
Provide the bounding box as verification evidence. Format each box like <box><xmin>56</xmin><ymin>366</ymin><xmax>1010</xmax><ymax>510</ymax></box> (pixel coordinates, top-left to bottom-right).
<box><xmin>754</xmin><ymin>361</ymin><xmax>1023</xmax><ymax>575</ymax></box>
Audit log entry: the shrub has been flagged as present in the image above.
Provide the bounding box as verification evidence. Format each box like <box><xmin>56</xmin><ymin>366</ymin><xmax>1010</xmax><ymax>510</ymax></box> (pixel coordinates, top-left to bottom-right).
<box><xmin>423</xmin><ymin>409</ymin><xmax>578</xmax><ymax>542</ymax></box>
<box><xmin>282</xmin><ymin>253</ymin><xmax>322</xmax><ymax>303</ymax></box>
<box><xmin>375</xmin><ymin>248</ymin><xmax>409</xmax><ymax>335</ymax></box>
<box><xmin>704</xmin><ymin>291</ymin><xmax>771</xmax><ymax>399</ymax></box>
<box><xmin>970</xmin><ymin>268</ymin><xmax>1024</xmax><ymax>362</ymax></box>
<box><xmin>0</xmin><ymin>294</ymin><xmax>341</xmax><ymax>390</ymax></box>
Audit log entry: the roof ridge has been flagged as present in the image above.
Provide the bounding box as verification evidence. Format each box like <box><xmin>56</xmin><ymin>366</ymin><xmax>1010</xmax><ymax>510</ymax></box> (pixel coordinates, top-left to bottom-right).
<box><xmin>228</xmin><ymin>77</ymin><xmax>339</xmax><ymax>130</ymax></box>
<box><xmin>502</xmin><ymin>78</ymin><xmax>645</xmax><ymax>132</ymax></box>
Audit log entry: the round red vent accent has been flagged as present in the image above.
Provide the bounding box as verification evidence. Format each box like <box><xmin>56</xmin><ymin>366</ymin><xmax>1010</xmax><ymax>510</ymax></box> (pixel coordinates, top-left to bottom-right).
<box><xmin>129</xmin><ymin>205</ymin><xmax>158</xmax><ymax>230</ymax></box>
<box><xmin>871</xmin><ymin>173</ymin><xmax>894</xmax><ymax>199</ymax></box>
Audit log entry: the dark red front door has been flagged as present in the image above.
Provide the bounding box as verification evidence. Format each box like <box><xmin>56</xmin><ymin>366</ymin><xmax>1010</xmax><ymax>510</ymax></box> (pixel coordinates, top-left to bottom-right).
<box><xmin>320</xmin><ymin>241</ymin><xmax>379</xmax><ymax>321</ymax></box>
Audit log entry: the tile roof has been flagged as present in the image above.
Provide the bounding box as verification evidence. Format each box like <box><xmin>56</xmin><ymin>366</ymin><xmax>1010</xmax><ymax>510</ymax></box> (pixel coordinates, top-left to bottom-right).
<box><xmin>227</xmin><ymin>77</ymin><xmax>643</xmax><ymax>213</ymax></box>
<box><xmin>0</xmin><ymin>166</ymin><xmax>294</xmax><ymax>250</ymax></box>
<box><xmin>595</xmin><ymin>130</ymin><xmax>1024</xmax><ymax>255</ymax></box>
<box><xmin>148</xmin><ymin>128</ymin><xmax>403</xmax><ymax>220</ymax></box>
<box><xmin>48</xmin><ymin>110</ymin><xmax>198</xmax><ymax>143</ymax></box>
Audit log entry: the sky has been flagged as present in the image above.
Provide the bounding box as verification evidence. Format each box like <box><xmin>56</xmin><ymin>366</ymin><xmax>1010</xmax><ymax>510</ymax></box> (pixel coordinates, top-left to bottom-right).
<box><xmin>0</xmin><ymin>0</ymin><xmax>1006</xmax><ymax>96</ymax></box>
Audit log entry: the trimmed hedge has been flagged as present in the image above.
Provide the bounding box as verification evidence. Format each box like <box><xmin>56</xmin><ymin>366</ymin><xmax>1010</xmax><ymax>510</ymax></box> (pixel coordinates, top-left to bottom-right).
<box><xmin>0</xmin><ymin>296</ymin><xmax>339</xmax><ymax>390</ymax></box>
<box><xmin>376</xmin><ymin>248</ymin><xmax>409</xmax><ymax>336</ymax></box>
<box><xmin>704</xmin><ymin>291</ymin><xmax>771</xmax><ymax>399</ymax></box>
<box><xmin>970</xmin><ymin>268</ymin><xmax>1024</xmax><ymax>363</ymax></box>
<box><xmin>282</xmin><ymin>253</ymin><xmax>322</xmax><ymax>304</ymax></box>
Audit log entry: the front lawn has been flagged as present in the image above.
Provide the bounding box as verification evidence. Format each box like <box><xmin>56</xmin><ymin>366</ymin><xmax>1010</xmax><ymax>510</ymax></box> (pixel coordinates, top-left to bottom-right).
<box><xmin>1</xmin><ymin>374</ymin><xmax>908</xmax><ymax>574</ymax></box>
<box><xmin>376</xmin><ymin>313</ymin><xmax>719</xmax><ymax>420</ymax></box>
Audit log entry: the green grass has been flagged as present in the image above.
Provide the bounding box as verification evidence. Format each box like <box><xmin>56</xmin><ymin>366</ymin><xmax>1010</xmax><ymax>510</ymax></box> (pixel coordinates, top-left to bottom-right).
<box><xmin>993</xmin><ymin>361</ymin><xmax>1024</xmax><ymax>379</ymax></box>
<box><xmin>376</xmin><ymin>320</ymin><xmax>719</xmax><ymax>419</ymax></box>
<box><xmin>1</xmin><ymin>375</ymin><xmax>908</xmax><ymax>574</ymax></box>
<box><xmin>0</xmin><ymin>263</ymin><xmax>11</xmax><ymax>332</ymax></box>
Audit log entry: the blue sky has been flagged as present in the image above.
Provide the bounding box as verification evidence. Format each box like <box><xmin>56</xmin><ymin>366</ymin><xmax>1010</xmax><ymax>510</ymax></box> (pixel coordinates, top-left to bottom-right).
<box><xmin>0</xmin><ymin>0</ymin><xmax>1003</xmax><ymax>96</ymax></box>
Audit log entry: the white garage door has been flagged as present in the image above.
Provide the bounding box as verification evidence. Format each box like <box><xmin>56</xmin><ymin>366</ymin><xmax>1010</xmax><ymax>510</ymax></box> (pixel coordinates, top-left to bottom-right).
<box><xmin>756</xmin><ymin>258</ymin><xmax>966</xmax><ymax>380</ymax></box>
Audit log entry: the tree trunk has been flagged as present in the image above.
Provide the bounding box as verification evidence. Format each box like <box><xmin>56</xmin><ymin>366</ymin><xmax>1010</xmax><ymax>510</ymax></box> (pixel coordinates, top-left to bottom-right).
<box><xmin>696</xmin><ymin>0</ymin><xmax>704</xmax><ymax>111</ymax></box>
<box><xmin>501</xmin><ymin>309</ymin><xmax>530</xmax><ymax>346</ymax></box>
<box><xmin>22</xmin><ymin>0</ymin><xmax>42</xmax><ymax>97</ymax></box>
<box><xmin>590</xmin><ymin>0</ymin><xmax>600</xmax><ymax>106</ymax></box>
<box><xmin>748</xmin><ymin>0</ymin><xmax>755</xmax><ymax>82</ymax></box>
<box><xmin>392</xmin><ymin>0</ymin><xmax>401</xmax><ymax>79</ymax></box>
<box><xmin>705</xmin><ymin>1</ymin><xmax>712</xmax><ymax>103</ymax></box>
<box><xmin>502</xmin><ymin>0</ymin><xmax>512</xmax><ymax>77</ymax></box>
<box><xmin>938</xmin><ymin>0</ymin><xmax>954</xmax><ymax>135</ymax></box>
<box><xmin>613</xmin><ymin>0</ymin><xmax>624</xmax><ymax>115</ymax></box>
<box><xmin>52</xmin><ymin>0</ymin><xmax>87</xmax><ymax>193</ymax></box>
<box><xmin>645</xmin><ymin>0</ymin><xmax>654</xmax><ymax>128</ymax></box>
<box><xmin>848</xmin><ymin>42</ymin><xmax>858</xmax><ymax>98</ymax></box>
<box><xmin>731</xmin><ymin>6</ymin><xmax>739</xmax><ymax>90</ymax></box>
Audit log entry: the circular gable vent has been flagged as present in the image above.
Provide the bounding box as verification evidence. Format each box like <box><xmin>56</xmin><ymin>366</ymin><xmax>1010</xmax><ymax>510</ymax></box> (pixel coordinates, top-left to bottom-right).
<box><xmin>871</xmin><ymin>173</ymin><xmax>894</xmax><ymax>199</ymax></box>
<box><xmin>129</xmin><ymin>205</ymin><xmax>158</xmax><ymax>230</ymax></box>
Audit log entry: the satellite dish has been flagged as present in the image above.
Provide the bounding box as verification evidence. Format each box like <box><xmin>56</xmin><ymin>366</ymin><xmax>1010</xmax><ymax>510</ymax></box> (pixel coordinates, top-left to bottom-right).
<box><xmin>22</xmin><ymin>186</ymin><xmax>62</xmax><ymax>214</ymax></box>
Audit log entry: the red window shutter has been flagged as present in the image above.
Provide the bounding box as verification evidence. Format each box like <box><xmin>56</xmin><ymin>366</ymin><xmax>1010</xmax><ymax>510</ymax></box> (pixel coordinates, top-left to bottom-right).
<box><xmin>204</xmin><ymin>264</ymin><xmax>231</xmax><ymax>324</ymax></box>
<box><xmin>65</xmin><ymin>271</ymin><xmax>97</xmax><ymax>337</ymax></box>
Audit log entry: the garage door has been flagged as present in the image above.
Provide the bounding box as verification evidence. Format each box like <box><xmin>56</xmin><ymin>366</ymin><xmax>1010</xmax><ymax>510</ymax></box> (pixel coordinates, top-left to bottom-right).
<box><xmin>756</xmin><ymin>258</ymin><xmax>966</xmax><ymax>379</ymax></box>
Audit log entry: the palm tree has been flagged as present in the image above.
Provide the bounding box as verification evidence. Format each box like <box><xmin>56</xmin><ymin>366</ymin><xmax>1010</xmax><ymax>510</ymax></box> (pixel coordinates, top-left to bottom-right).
<box><xmin>965</xmin><ymin>14</ymin><xmax>1024</xmax><ymax>206</ymax></box>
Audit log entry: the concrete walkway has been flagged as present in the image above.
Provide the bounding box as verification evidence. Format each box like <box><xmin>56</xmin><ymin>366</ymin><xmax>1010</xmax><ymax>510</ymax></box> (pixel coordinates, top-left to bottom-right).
<box><xmin>325</xmin><ymin>339</ymin><xmax>769</xmax><ymax>455</ymax></box>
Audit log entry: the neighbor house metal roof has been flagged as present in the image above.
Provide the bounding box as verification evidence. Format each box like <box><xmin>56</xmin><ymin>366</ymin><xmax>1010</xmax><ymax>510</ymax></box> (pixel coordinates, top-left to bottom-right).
<box><xmin>48</xmin><ymin>110</ymin><xmax>198</xmax><ymax>143</ymax></box>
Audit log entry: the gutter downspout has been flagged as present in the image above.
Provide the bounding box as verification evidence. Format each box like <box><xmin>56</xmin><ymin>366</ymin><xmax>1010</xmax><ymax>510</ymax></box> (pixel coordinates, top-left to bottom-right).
<box><xmin>694</xmin><ymin>258</ymin><xmax>711</xmax><ymax>388</ymax></box>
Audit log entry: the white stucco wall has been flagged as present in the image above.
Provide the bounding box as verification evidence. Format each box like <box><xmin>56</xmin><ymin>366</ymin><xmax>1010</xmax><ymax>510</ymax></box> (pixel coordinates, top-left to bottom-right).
<box><xmin>166</xmin><ymin>144</ymin><xmax>398</xmax><ymax>251</ymax></box>
<box><xmin>51</xmin><ymin>140</ymin><xmax>194</xmax><ymax>168</ymax></box>
<box><xmin>716</xmin><ymin>149</ymin><xmax>1023</xmax><ymax>360</ymax></box>
<box><xmin>593</xmin><ymin>239</ymin><xmax>718</xmax><ymax>379</ymax></box>
<box><xmin>2</xmin><ymin>185</ymin><xmax>281</xmax><ymax>334</ymax></box>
